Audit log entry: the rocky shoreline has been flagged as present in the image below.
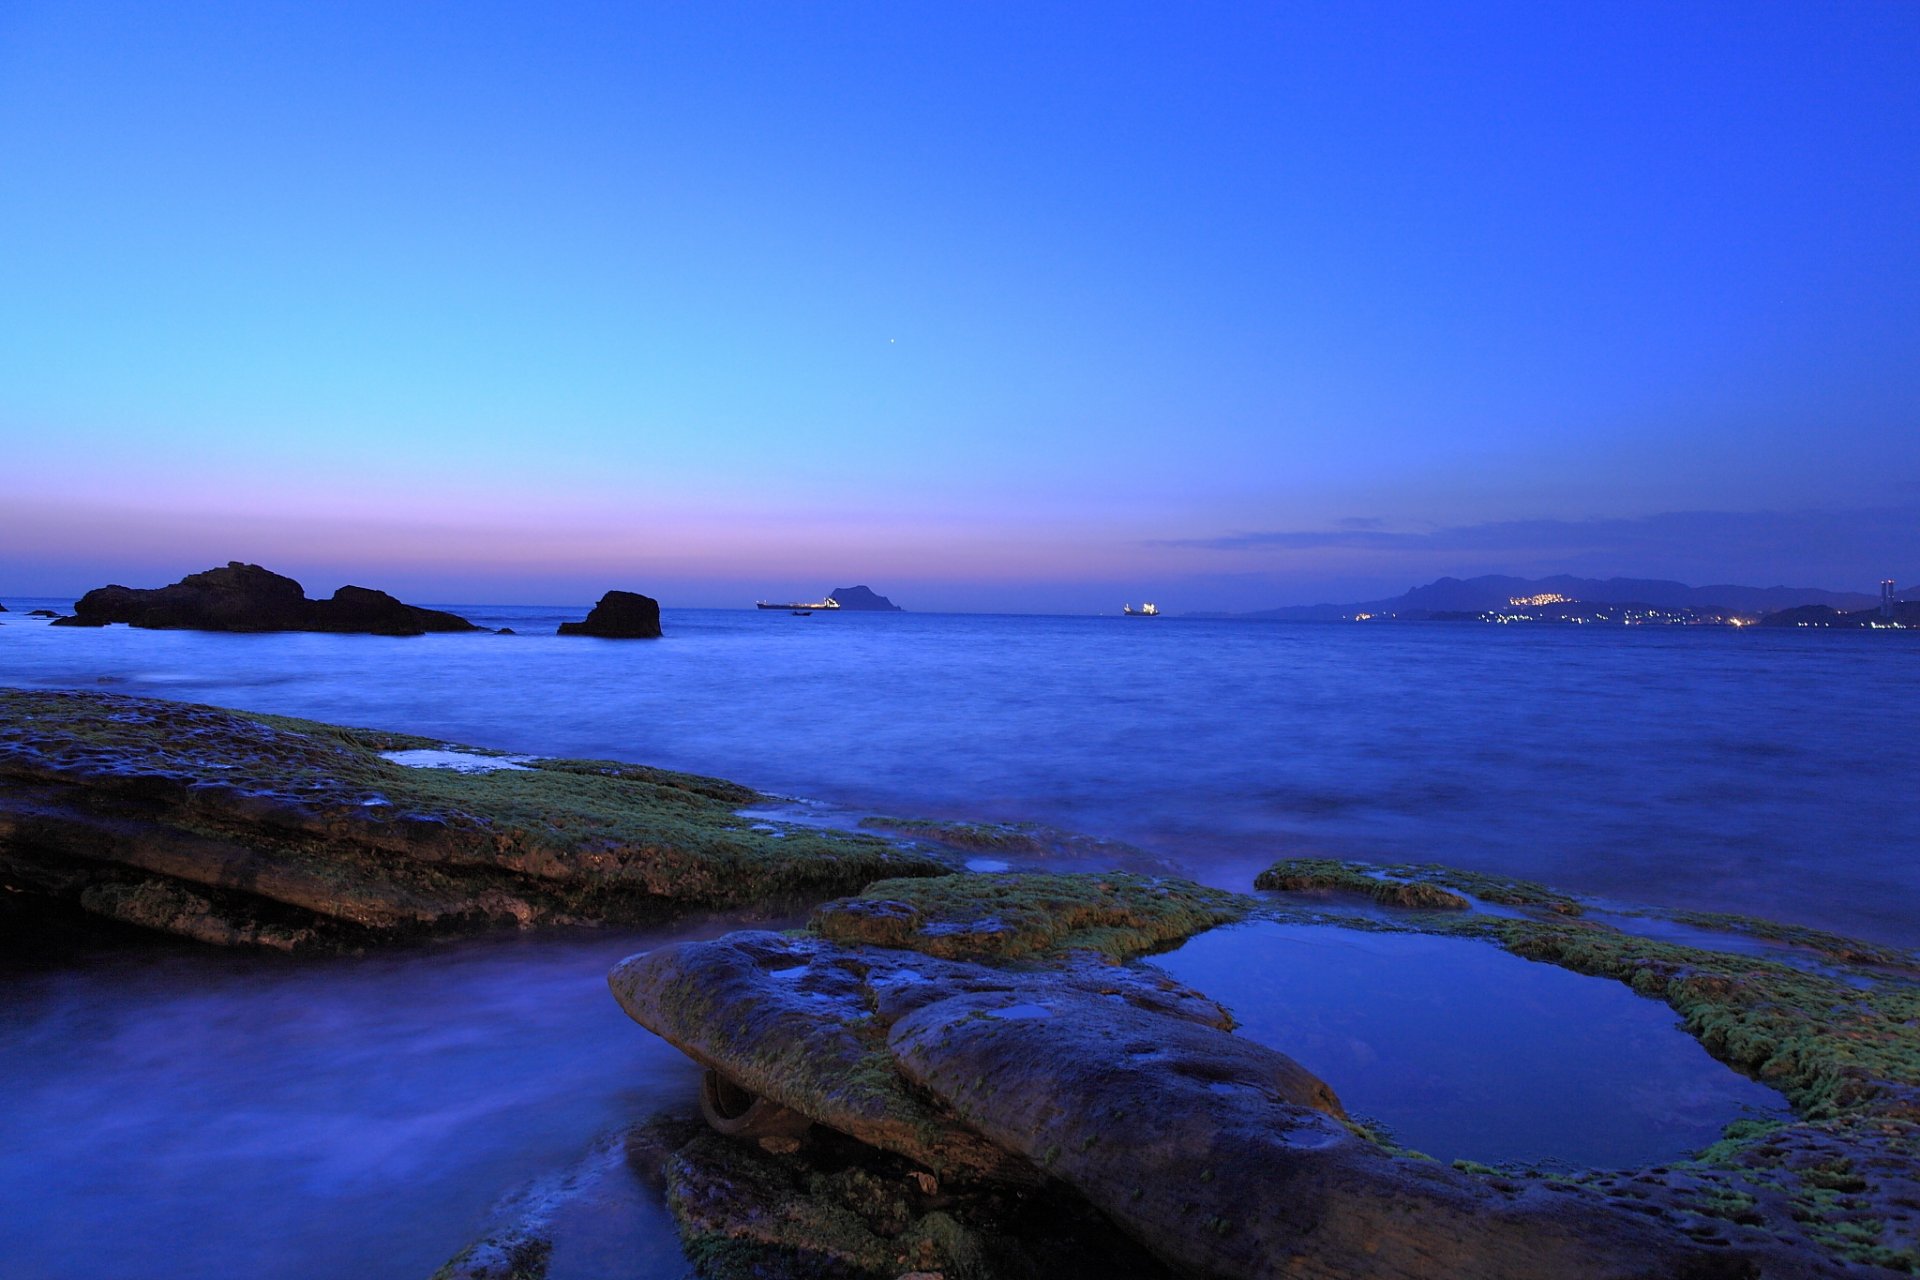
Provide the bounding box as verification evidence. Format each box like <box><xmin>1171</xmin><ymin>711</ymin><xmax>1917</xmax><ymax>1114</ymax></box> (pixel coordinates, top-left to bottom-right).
<box><xmin>3</xmin><ymin>690</ymin><xmax>1915</xmax><ymax>1277</ymax></box>
<box><xmin>0</xmin><ymin>688</ymin><xmax>945</xmax><ymax>950</ymax></box>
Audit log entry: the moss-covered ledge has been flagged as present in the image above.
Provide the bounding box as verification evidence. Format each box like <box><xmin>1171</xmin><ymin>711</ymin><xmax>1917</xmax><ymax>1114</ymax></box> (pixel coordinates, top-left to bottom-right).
<box><xmin>0</xmin><ymin>687</ymin><xmax>951</xmax><ymax>950</ymax></box>
<box><xmin>809</xmin><ymin>870</ymin><xmax>1251</xmax><ymax>962</ymax></box>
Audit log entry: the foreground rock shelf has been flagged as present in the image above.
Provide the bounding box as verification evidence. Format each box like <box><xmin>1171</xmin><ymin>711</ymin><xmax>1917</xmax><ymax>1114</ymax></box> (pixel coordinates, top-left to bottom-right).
<box><xmin>580</xmin><ymin>869</ymin><xmax>1920</xmax><ymax>1280</ymax></box>
<box><xmin>0</xmin><ymin>687</ymin><xmax>946</xmax><ymax>949</ymax></box>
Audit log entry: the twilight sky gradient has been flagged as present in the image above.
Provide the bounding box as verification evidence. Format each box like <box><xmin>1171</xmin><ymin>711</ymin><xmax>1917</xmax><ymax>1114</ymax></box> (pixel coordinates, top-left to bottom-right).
<box><xmin>3</xmin><ymin>2</ymin><xmax>1916</xmax><ymax>612</ymax></box>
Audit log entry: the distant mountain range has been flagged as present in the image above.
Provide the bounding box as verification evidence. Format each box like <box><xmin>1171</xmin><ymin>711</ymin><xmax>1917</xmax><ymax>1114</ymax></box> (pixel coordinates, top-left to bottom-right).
<box><xmin>1220</xmin><ymin>575</ymin><xmax>1900</xmax><ymax>621</ymax></box>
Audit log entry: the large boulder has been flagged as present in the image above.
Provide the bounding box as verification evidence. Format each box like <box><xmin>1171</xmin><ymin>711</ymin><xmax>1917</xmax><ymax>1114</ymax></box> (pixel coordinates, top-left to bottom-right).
<box><xmin>557</xmin><ymin>590</ymin><xmax>662</xmax><ymax>638</ymax></box>
<box><xmin>49</xmin><ymin>562</ymin><xmax>477</xmax><ymax>635</ymax></box>
<box><xmin>609</xmin><ymin>930</ymin><xmax>1244</xmax><ymax>1183</ymax></box>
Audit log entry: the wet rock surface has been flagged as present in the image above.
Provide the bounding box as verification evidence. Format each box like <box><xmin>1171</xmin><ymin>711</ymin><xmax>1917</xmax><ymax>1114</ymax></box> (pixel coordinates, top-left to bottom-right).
<box><xmin>52</xmin><ymin>562</ymin><xmax>478</xmax><ymax>635</ymax></box>
<box><xmin>556</xmin><ymin>590</ymin><xmax>663</xmax><ymax>638</ymax></box>
<box><xmin>610</xmin><ymin>872</ymin><xmax>1904</xmax><ymax>1279</ymax></box>
<box><xmin>0</xmin><ymin>688</ymin><xmax>947</xmax><ymax>950</ymax></box>
<box><xmin>610</xmin><ymin>927</ymin><xmax>1239</xmax><ymax>1183</ymax></box>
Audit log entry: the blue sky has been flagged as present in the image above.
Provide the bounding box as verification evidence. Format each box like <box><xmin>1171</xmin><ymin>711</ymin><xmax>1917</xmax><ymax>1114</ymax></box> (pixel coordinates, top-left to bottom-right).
<box><xmin>2</xmin><ymin>2</ymin><xmax>1915</xmax><ymax>611</ymax></box>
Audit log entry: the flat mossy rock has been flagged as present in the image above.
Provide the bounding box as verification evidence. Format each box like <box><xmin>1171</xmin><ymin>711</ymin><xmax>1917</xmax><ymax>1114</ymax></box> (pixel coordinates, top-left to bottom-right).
<box><xmin>811</xmin><ymin>871</ymin><xmax>1250</xmax><ymax>961</ymax></box>
<box><xmin>0</xmin><ymin>688</ymin><xmax>946</xmax><ymax>950</ymax></box>
<box><xmin>1256</xmin><ymin>857</ymin><xmax>1590</xmax><ymax>913</ymax></box>
<box><xmin>608</xmin><ymin>929</ymin><xmax>1241</xmax><ymax>1183</ymax></box>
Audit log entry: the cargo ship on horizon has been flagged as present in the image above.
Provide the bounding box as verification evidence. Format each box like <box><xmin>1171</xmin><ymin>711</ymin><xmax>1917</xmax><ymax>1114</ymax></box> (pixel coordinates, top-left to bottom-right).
<box><xmin>756</xmin><ymin>597</ymin><xmax>841</xmax><ymax>611</ymax></box>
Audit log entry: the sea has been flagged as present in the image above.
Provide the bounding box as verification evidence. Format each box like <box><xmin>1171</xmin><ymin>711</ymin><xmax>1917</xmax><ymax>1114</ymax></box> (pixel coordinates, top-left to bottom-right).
<box><xmin>2</xmin><ymin>600</ymin><xmax>1915</xmax><ymax>1279</ymax></box>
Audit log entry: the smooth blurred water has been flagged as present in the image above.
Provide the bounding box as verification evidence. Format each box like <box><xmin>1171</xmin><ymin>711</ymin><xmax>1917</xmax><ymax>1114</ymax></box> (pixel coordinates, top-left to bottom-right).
<box><xmin>0</xmin><ymin>923</ymin><xmax>723</xmax><ymax>1280</ymax></box>
<box><xmin>5</xmin><ymin>600</ymin><xmax>1915</xmax><ymax>946</ymax></box>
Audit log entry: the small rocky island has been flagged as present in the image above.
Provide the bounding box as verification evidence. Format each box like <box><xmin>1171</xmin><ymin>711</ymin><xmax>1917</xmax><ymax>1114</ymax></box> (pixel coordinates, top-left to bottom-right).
<box><xmin>828</xmin><ymin>585</ymin><xmax>903</xmax><ymax>611</ymax></box>
<box><xmin>556</xmin><ymin>589</ymin><xmax>663</xmax><ymax>638</ymax></box>
<box><xmin>49</xmin><ymin>562</ymin><xmax>478</xmax><ymax>636</ymax></box>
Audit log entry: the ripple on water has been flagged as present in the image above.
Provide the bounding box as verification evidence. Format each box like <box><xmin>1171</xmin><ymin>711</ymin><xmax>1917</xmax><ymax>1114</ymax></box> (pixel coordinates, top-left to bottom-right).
<box><xmin>1148</xmin><ymin>922</ymin><xmax>1790</xmax><ymax>1169</ymax></box>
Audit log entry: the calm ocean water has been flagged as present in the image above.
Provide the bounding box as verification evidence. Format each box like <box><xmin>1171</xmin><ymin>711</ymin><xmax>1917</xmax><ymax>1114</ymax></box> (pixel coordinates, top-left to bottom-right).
<box><xmin>1</xmin><ymin>600</ymin><xmax>1914</xmax><ymax>1279</ymax></box>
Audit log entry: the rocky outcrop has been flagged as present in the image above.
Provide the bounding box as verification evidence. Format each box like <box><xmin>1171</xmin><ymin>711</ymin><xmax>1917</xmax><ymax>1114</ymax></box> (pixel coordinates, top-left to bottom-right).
<box><xmin>610</xmin><ymin>928</ymin><xmax>1245</xmax><ymax>1184</ymax></box>
<box><xmin>556</xmin><ymin>590</ymin><xmax>662</xmax><ymax>638</ymax></box>
<box><xmin>0</xmin><ymin>689</ymin><xmax>945</xmax><ymax>950</ymax></box>
<box><xmin>613</xmin><ymin>874</ymin><xmax>1863</xmax><ymax>1280</ymax></box>
<box><xmin>827</xmin><ymin>585</ymin><xmax>902</xmax><ymax>611</ymax></box>
<box><xmin>49</xmin><ymin>562</ymin><xmax>477</xmax><ymax>635</ymax></box>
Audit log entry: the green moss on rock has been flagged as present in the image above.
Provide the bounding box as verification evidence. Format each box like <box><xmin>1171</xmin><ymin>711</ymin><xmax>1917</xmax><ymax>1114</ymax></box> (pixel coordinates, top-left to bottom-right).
<box><xmin>810</xmin><ymin>871</ymin><xmax>1250</xmax><ymax>962</ymax></box>
<box><xmin>1254</xmin><ymin>859</ymin><xmax>1471</xmax><ymax>910</ymax></box>
<box><xmin>1257</xmin><ymin>857</ymin><xmax>1585</xmax><ymax>914</ymax></box>
<box><xmin>0</xmin><ymin>688</ymin><xmax>950</xmax><ymax>949</ymax></box>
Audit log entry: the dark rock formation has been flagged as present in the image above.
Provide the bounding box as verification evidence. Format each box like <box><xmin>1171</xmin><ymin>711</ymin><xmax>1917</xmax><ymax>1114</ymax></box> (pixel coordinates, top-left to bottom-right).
<box><xmin>49</xmin><ymin>562</ymin><xmax>477</xmax><ymax>635</ymax></box>
<box><xmin>0</xmin><ymin>689</ymin><xmax>946</xmax><ymax>950</ymax></box>
<box><xmin>828</xmin><ymin>585</ymin><xmax>903</xmax><ymax>611</ymax></box>
<box><xmin>556</xmin><ymin>590</ymin><xmax>662</xmax><ymax>638</ymax></box>
<box><xmin>27</xmin><ymin>609</ymin><xmax>58</xmax><ymax>618</ymax></box>
<box><xmin>610</xmin><ymin>929</ymin><xmax>1243</xmax><ymax>1183</ymax></box>
<box><xmin>435</xmin><ymin>1112</ymin><xmax>1181</xmax><ymax>1280</ymax></box>
<box><xmin>306</xmin><ymin>584</ymin><xmax>474</xmax><ymax>635</ymax></box>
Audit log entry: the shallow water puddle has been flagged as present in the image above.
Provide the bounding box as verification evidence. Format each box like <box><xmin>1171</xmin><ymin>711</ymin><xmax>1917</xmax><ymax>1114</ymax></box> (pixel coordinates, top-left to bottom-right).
<box><xmin>379</xmin><ymin>748</ymin><xmax>532</xmax><ymax>772</ymax></box>
<box><xmin>1149</xmin><ymin>922</ymin><xmax>1789</xmax><ymax>1169</ymax></box>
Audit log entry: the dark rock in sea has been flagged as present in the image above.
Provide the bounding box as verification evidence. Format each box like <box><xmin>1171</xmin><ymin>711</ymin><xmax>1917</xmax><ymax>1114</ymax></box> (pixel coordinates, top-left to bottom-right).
<box><xmin>52</xmin><ymin>562</ymin><xmax>479</xmax><ymax>635</ymax></box>
<box><xmin>305</xmin><ymin>584</ymin><xmax>475</xmax><ymax>635</ymax></box>
<box><xmin>27</xmin><ymin>609</ymin><xmax>58</xmax><ymax>618</ymax></box>
<box><xmin>0</xmin><ymin>689</ymin><xmax>947</xmax><ymax>950</ymax></box>
<box><xmin>828</xmin><ymin>584</ymin><xmax>903</xmax><ymax>611</ymax></box>
<box><xmin>494</xmin><ymin>627</ymin><xmax>515</xmax><ymax>635</ymax></box>
<box><xmin>556</xmin><ymin>590</ymin><xmax>662</xmax><ymax>638</ymax></box>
